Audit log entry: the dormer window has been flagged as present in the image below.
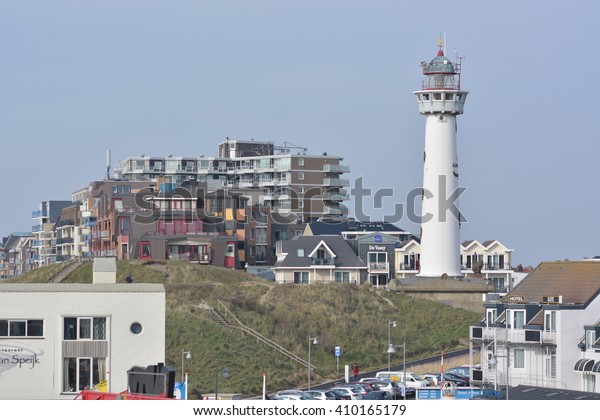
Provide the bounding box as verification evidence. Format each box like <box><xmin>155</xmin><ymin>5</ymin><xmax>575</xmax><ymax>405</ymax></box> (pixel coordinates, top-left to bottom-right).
<box><xmin>297</xmin><ymin>249</ymin><xmax>304</xmax><ymax>257</ymax></box>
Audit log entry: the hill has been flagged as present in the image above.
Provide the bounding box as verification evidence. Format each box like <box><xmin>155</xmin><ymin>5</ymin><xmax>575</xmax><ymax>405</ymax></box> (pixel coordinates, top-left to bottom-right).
<box><xmin>12</xmin><ymin>260</ymin><xmax>480</xmax><ymax>398</ymax></box>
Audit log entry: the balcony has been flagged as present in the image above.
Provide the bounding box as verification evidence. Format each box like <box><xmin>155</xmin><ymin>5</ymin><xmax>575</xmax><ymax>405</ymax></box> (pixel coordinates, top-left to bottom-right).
<box><xmin>398</xmin><ymin>263</ymin><xmax>419</xmax><ymax>271</ymax></box>
<box><xmin>322</xmin><ymin>192</ymin><xmax>349</xmax><ymax>201</ymax></box>
<box><xmin>310</xmin><ymin>257</ymin><xmax>335</xmax><ymax>266</ymax></box>
<box><xmin>369</xmin><ymin>262</ymin><xmax>389</xmax><ymax>272</ymax></box>
<box><xmin>31</xmin><ymin>224</ymin><xmax>44</xmax><ymax>233</ymax></box>
<box><xmin>323</xmin><ymin>178</ymin><xmax>350</xmax><ymax>187</ymax></box>
<box><xmin>32</xmin><ymin>210</ymin><xmax>48</xmax><ymax>218</ymax></box>
<box><xmin>470</xmin><ymin>325</ymin><xmax>553</xmax><ymax>345</ymax></box>
<box><xmin>57</xmin><ymin>237</ymin><xmax>74</xmax><ymax>245</ymax></box>
<box><xmin>323</xmin><ymin>164</ymin><xmax>350</xmax><ymax>173</ymax></box>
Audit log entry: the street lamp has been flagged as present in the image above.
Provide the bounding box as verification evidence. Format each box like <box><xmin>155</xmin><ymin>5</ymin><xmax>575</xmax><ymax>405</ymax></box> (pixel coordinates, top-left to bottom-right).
<box><xmin>308</xmin><ymin>336</ymin><xmax>318</xmax><ymax>389</ymax></box>
<box><xmin>181</xmin><ymin>350</ymin><xmax>192</xmax><ymax>382</ymax></box>
<box><xmin>387</xmin><ymin>321</ymin><xmax>397</xmax><ymax>372</ymax></box>
<box><xmin>215</xmin><ymin>368</ymin><xmax>230</xmax><ymax>400</ymax></box>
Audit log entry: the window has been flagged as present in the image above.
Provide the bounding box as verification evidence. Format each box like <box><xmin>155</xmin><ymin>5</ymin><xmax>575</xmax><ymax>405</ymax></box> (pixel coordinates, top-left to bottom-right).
<box><xmin>486</xmin><ymin>309</ymin><xmax>497</xmax><ymax>326</ymax></box>
<box><xmin>130</xmin><ymin>322</ymin><xmax>143</xmax><ymax>335</ymax></box>
<box><xmin>298</xmin><ymin>172</ymin><xmax>304</xmax><ymax>181</ymax></box>
<box><xmin>513</xmin><ymin>348</ymin><xmax>525</xmax><ymax>369</ymax></box>
<box><xmin>334</xmin><ymin>272</ymin><xmax>350</xmax><ymax>283</ymax></box>
<box><xmin>64</xmin><ymin>317</ymin><xmax>106</xmax><ymax>341</ymax></box>
<box><xmin>297</xmin><ymin>249</ymin><xmax>305</xmax><ymax>257</ymax></box>
<box><xmin>63</xmin><ymin>357</ymin><xmax>107</xmax><ymax>392</ymax></box>
<box><xmin>298</xmin><ymin>186</ymin><xmax>304</xmax><ymax>194</ymax></box>
<box><xmin>422</xmin><ymin>93</ymin><xmax>430</xmax><ymax>100</ymax></box>
<box><xmin>298</xmin><ymin>158</ymin><xmax>304</xmax><ymax>167</ymax></box>
<box><xmin>545</xmin><ymin>311</ymin><xmax>556</xmax><ymax>332</ymax></box>
<box><xmin>434</xmin><ymin>93</ymin><xmax>442</xmax><ymax>100</ymax></box>
<box><xmin>0</xmin><ymin>319</ymin><xmax>44</xmax><ymax>337</ymax></box>
<box><xmin>492</xmin><ymin>277</ymin><xmax>505</xmax><ymax>292</ymax></box>
<box><xmin>293</xmin><ymin>272</ymin><xmax>309</xmax><ymax>284</ymax></box>
<box><xmin>445</xmin><ymin>93</ymin><xmax>454</xmax><ymax>100</ymax></box>
<box><xmin>513</xmin><ymin>310</ymin><xmax>525</xmax><ymax>329</ymax></box>
<box><xmin>586</xmin><ymin>330</ymin><xmax>596</xmax><ymax>351</ymax></box>
<box><xmin>545</xmin><ymin>348</ymin><xmax>556</xmax><ymax>379</ymax></box>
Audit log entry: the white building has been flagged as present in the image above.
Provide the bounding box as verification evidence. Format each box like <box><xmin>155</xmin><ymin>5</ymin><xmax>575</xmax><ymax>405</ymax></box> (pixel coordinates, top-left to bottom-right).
<box><xmin>396</xmin><ymin>239</ymin><xmax>514</xmax><ymax>291</ymax></box>
<box><xmin>0</xmin><ymin>281</ymin><xmax>165</xmax><ymax>399</ymax></box>
<box><xmin>469</xmin><ymin>261</ymin><xmax>600</xmax><ymax>394</ymax></box>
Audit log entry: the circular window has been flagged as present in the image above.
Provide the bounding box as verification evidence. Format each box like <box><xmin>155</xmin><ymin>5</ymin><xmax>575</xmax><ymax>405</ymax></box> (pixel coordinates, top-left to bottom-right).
<box><xmin>130</xmin><ymin>322</ymin><xmax>143</xmax><ymax>335</ymax></box>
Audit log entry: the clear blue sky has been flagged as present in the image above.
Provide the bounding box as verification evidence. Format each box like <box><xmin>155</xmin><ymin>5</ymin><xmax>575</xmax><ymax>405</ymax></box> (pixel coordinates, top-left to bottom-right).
<box><xmin>2</xmin><ymin>0</ymin><xmax>599</xmax><ymax>267</ymax></box>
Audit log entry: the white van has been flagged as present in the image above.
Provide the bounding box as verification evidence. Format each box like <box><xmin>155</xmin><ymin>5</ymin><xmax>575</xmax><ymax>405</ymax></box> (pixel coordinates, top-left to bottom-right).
<box><xmin>375</xmin><ymin>371</ymin><xmax>430</xmax><ymax>388</ymax></box>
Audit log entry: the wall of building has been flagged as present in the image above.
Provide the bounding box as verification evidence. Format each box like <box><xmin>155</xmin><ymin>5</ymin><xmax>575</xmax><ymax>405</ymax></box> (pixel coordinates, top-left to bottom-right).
<box><xmin>0</xmin><ymin>284</ymin><xmax>165</xmax><ymax>399</ymax></box>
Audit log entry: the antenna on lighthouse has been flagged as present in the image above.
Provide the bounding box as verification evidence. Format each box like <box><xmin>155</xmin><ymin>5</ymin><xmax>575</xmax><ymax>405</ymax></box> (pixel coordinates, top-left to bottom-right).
<box><xmin>106</xmin><ymin>149</ymin><xmax>111</xmax><ymax>180</ymax></box>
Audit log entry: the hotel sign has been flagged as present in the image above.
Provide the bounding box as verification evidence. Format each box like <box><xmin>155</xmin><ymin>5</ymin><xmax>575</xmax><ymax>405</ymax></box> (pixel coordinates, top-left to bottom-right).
<box><xmin>508</xmin><ymin>296</ymin><xmax>524</xmax><ymax>302</ymax></box>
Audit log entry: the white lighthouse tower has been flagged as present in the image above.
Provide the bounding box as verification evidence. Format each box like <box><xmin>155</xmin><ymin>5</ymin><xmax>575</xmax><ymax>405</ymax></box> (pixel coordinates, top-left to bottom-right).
<box><xmin>414</xmin><ymin>40</ymin><xmax>468</xmax><ymax>278</ymax></box>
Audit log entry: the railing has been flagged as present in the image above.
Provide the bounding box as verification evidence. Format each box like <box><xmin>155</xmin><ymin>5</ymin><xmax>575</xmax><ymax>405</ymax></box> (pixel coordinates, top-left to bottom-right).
<box><xmin>213</xmin><ymin>299</ymin><xmax>311</xmax><ymax>369</ymax></box>
<box><xmin>323</xmin><ymin>178</ymin><xmax>350</xmax><ymax>187</ymax></box>
<box><xmin>323</xmin><ymin>164</ymin><xmax>350</xmax><ymax>173</ymax></box>
<box><xmin>369</xmin><ymin>262</ymin><xmax>389</xmax><ymax>272</ymax></box>
<box><xmin>32</xmin><ymin>210</ymin><xmax>48</xmax><ymax>218</ymax></box>
<box><xmin>310</xmin><ymin>257</ymin><xmax>335</xmax><ymax>266</ymax></box>
<box><xmin>462</xmin><ymin>264</ymin><xmax>512</xmax><ymax>271</ymax></box>
<box><xmin>398</xmin><ymin>263</ymin><xmax>419</xmax><ymax>271</ymax></box>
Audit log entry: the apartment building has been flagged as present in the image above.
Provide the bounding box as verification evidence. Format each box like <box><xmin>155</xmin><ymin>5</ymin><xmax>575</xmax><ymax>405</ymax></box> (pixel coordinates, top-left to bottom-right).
<box><xmin>469</xmin><ymin>261</ymin><xmax>600</xmax><ymax>394</ymax></box>
<box><xmin>0</xmin><ymin>233</ymin><xmax>34</xmax><ymax>279</ymax></box>
<box><xmin>395</xmin><ymin>239</ymin><xmax>514</xmax><ymax>291</ymax></box>
<box><xmin>115</xmin><ymin>139</ymin><xmax>350</xmax><ymax>222</ymax></box>
<box><xmin>31</xmin><ymin>201</ymin><xmax>73</xmax><ymax>267</ymax></box>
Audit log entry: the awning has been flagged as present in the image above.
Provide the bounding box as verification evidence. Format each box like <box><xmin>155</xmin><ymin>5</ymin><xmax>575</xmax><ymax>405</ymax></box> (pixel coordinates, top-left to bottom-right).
<box><xmin>574</xmin><ymin>358</ymin><xmax>594</xmax><ymax>372</ymax></box>
<box><xmin>592</xmin><ymin>361</ymin><xmax>600</xmax><ymax>373</ymax></box>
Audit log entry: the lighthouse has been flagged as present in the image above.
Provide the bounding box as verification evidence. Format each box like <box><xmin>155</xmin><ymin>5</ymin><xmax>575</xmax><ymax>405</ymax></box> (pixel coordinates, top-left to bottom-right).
<box><xmin>414</xmin><ymin>40</ymin><xmax>468</xmax><ymax>278</ymax></box>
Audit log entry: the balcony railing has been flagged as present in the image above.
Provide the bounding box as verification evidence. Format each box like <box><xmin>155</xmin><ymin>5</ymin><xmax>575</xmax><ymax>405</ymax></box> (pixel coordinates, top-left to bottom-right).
<box><xmin>32</xmin><ymin>210</ymin><xmax>48</xmax><ymax>218</ymax></box>
<box><xmin>323</xmin><ymin>178</ymin><xmax>350</xmax><ymax>187</ymax></box>
<box><xmin>323</xmin><ymin>164</ymin><xmax>350</xmax><ymax>173</ymax></box>
<box><xmin>470</xmin><ymin>326</ymin><xmax>554</xmax><ymax>345</ymax></box>
<box><xmin>369</xmin><ymin>262</ymin><xmax>389</xmax><ymax>272</ymax></box>
<box><xmin>310</xmin><ymin>257</ymin><xmax>335</xmax><ymax>266</ymax></box>
<box><xmin>462</xmin><ymin>264</ymin><xmax>512</xmax><ymax>271</ymax></box>
<box><xmin>398</xmin><ymin>263</ymin><xmax>419</xmax><ymax>271</ymax></box>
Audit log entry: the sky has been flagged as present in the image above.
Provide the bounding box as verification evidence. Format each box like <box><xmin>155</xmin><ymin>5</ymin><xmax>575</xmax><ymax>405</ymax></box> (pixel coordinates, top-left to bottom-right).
<box><xmin>1</xmin><ymin>0</ymin><xmax>599</xmax><ymax>267</ymax></box>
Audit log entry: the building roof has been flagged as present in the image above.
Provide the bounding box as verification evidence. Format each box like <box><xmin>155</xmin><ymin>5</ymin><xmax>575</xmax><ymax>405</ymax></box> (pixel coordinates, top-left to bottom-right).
<box><xmin>93</xmin><ymin>257</ymin><xmax>117</xmax><ymax>273</ymax></box>
<box><xmin>306</xmin><ymin>220</ymin><xmax>405</xmax><ymax>236</ymax></box>
<box><xmin>0</xmin><ymin>284</ymin><xmax>165</xmax><ymax>293</ymax></box>
<box><xmin>275</xmin><ymin>235</ymin><xmax>365</xmax><ymax>268</ymax></box>
<box><xmin>502</xmin><ymin>261</ymin><xmax>600</xmax><ymax>306</ymax></box>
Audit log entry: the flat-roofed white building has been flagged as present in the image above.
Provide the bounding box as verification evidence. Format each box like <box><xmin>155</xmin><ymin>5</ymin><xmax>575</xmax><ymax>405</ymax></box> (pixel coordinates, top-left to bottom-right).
<box><xmin>0</xmin><ymin>282</ymin><xmax>165</xmax><ymax>399</ymax></box>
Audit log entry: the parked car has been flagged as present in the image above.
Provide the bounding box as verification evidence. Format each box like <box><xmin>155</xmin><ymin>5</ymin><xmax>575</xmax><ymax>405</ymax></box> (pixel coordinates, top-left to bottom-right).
<box><xmin>421</xmin><ymin>374</ymin><xmax>439</xmax><ymax>386</ymax></box>
<box><xmin>337</xmin><ymin>383</ymin><xmax>370</xmax><ymax>397</ymax></box>
<box><xmin>363</xmin><ymin>390</ymin><xmax>393</xmax><ymax>400</ymax></box>
<box><xmin>272</xmin><ymin>389</ymin><xmax>315</xmax><ymax>399</ymax></box>
<box><xmin>304</xmin><ymin>390</ymin><xmax>338</xmax><ymax>400</ymax></box>
<box><xmin>375</xmin><ymin>371</ymin><xmax>430</xmax><ymax>388</ymax></box>
<box><xmin>347</xmin><ymin>381</ymin><xmax>380</xmax><ymax>392</ymax></box>
<box><xmin>328</xmin><ymin>389</ymin><xmax>351</xmax><ymax>400</ymax></box>
<box><xmin>447</xmin><ymin>365</ymin><xmax>479</xmax><ymax>379</ymax></box>
<box><xmin>329</xmin><ymin>386</ymin><xmax>362</xmax><ymax>400</ymax></box>
<box><xmin>369</xmin><ymin>379</ymin><xmax>413</xmax><ymax>399</ymax></box>
<box><xmin>444</xmin><ymin>372</ymin><xmax>469</xmax><ymax>386</ymax></box>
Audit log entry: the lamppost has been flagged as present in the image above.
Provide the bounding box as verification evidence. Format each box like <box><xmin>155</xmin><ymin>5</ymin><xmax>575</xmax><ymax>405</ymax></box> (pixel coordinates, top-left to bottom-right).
<box><xmin>215</xmin><ymin>368</ymin><xmax>230</xmax><ymax>400</ymax></box>
<box><xmin>308</xmin><ymin>336</ymin><xmax>318</xmax><ymax>389</ymax></box>
<box><xmin>181</xmin><ymin>350</ymin><xmax>192</xmax><ymax>400</ymax></box>
<box><xmin>387</xmin><ymin>340</ymin><xmax>407</xmax><ymax>400</ymax></box>
<box><xmin>181</xmin><ymin>350</ymin><xmax>192</xmax><ymax>382</ymax></box>
<box><xmin>387</xmin><ymin>320</ymin><xmax>397</xmax><ymax>372</ymax></box>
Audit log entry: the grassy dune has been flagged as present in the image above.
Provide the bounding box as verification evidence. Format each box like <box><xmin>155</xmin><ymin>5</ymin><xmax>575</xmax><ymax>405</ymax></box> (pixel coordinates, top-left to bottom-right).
<box><xmin>12</xmin><ymin>260</ymin><xmax>480</xmax><ymax>398</ymax></box>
